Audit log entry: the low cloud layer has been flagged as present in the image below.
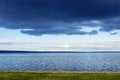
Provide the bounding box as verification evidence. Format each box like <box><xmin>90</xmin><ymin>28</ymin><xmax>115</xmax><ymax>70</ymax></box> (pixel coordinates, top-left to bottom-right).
<box><xmin>0</xmin><ymin>0</ymin><xmax>120</xmax><ymax>36</ymax></box>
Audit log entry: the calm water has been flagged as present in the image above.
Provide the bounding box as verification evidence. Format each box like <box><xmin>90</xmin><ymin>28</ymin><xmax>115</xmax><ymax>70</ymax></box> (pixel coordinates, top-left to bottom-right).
<box><xmin>0</xmin><ymin>53</ymin><xmax>120</xmax><ymax>71</ymax></box>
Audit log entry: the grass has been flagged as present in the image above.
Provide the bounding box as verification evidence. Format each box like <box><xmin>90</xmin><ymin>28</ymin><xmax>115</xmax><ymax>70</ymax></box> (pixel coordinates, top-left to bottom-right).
<box><xmin>0</xmin><ymin>72</ymin><xmax>120</xmax><ymax>80</ymax></box>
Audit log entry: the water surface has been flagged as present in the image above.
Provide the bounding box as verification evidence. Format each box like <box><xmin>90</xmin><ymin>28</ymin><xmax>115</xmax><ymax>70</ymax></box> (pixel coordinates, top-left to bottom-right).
<box><xmin>0</xmin><ymin>53</ymin><xmax>120</xmax><ymax>71</ymax></box>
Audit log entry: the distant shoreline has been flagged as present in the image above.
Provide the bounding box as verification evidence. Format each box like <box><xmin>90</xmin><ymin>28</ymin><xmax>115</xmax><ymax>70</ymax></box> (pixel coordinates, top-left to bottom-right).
<box><xmin>0</xmin><ymin>50</ymin><xmax>120</xmax><ymax>53</ymax></box>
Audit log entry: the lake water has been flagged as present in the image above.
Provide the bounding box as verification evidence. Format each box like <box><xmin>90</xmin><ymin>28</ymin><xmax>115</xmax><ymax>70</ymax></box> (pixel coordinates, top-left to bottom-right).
<box><xmin>0</xmin><ymin>53</ymin><xmax>120</xmax><ymax>72</ymax></box>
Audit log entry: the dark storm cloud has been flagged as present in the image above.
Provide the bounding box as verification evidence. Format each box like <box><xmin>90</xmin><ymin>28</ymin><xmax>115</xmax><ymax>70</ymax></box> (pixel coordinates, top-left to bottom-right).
<box><xmin>21</xmin><ymin>29</ymin><xmax>98</xmax><ymax>36</ymax></box>
<box><xmin>0</xmin><ymin>0</ymin><xmax>120</xmax><ymax>36</ymax></box>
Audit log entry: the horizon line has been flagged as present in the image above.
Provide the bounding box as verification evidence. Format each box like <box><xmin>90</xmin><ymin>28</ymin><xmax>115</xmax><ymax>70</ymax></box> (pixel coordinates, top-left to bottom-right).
<box><xmin>0</xmin><ymin>50</ymin><xmax>120</xmax><ymax>53</ymax></box>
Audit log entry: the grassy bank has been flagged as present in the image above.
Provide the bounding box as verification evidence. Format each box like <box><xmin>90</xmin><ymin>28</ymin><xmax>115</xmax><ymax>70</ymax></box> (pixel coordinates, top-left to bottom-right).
<box><xmin>0</xmin><ymin>72</ymin><xmax>120</xmax><ymax>80</ymax></box>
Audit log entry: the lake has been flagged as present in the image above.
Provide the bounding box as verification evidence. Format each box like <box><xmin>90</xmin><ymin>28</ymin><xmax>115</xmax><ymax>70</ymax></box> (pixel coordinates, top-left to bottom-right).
<box><xmin>0</xmin><ymin>52</ymin><xmax>120</xmax><ymax>72</ymax></box>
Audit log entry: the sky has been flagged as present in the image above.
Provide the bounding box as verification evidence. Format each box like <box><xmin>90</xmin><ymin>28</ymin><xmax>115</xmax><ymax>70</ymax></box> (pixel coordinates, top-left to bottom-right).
<box><xmin>0</xmin><ymin>0</ymin><xmax>120</xmax><ymax>51</ymax></box>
